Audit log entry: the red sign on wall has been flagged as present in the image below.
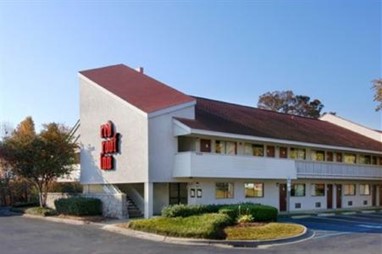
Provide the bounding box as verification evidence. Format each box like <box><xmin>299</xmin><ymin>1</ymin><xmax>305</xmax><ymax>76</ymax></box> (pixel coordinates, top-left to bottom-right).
<box><xmin>100</xmin><ymin>121</ymin><xmax>120</xmax><ymax>170</ymax></box>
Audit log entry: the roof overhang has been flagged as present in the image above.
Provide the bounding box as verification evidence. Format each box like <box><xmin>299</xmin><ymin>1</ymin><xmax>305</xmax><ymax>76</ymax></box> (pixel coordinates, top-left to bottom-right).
<box><xmin>173</xmin><ymin>119</ymin><xmax>382</xmax><ymax>155</ymax></box>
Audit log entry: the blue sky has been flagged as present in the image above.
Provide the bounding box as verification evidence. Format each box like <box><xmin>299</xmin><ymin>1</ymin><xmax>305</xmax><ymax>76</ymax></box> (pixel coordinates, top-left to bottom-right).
<box><xmin>0</xmin><ymin>0</ymin><xmax>381</xmax><ymax>131</ymax></box>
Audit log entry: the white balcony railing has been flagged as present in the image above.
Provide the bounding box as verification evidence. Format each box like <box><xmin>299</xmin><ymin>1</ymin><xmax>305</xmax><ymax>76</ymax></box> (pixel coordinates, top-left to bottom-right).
<box><xmin>296</xmin><ymin>160</ymin><xmax>382</xmax><ymax>180</ymax></box>
<box><xmin>173</xmin><ymin>152</ymin><xmax>297</xmax><ymax>179</ymax></box>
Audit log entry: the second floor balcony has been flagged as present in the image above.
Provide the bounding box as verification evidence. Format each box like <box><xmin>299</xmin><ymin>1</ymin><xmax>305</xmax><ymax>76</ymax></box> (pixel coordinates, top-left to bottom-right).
<box><xmin>296</xmin><ymin>160</ymin><xmax>382</xmax><ymax>180</ymax></box>
<box><xmin>173</xmin><ymin>152</ymin><xmax>382</xmax><ymax>180</ymax></box>
<box><xmin>173</xmin><ymin>152</ymin><xmax>297</xmax><ymax>179</ymax></box>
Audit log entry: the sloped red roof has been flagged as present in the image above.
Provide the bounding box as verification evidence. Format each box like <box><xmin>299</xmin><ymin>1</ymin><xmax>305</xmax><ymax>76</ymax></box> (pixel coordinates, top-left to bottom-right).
<box><xmin>80</xmin><ymin>64</ymin><xmax>195</xmax><ymax>113</ymax></box>
<box><xmin>177</xmin><ymin>97</ymin><xmax>382</xmax><ymax>152</ymax></box>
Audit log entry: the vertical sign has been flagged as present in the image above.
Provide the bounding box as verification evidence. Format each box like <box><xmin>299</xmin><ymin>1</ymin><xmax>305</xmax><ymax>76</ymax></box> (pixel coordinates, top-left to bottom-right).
<box><xmin>100</xmin><ymin>121</ymin><xmax>120</xmax><ymax>170</ymax></box>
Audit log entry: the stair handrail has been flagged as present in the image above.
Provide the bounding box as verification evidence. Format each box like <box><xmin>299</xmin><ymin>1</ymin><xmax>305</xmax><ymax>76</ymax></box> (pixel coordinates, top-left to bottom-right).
<box><xmin>125</xmin><ymin>185</ymin><xmax>144</xmax><ymax>213</ymax></box>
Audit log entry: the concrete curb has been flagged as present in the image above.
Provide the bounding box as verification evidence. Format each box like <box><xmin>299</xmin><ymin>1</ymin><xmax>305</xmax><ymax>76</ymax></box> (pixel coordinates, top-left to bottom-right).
<box><xmin>21</xmin><ymin>214</ymin><xmax>311</xmax><ymax>248</ymax></box>
<box><xmin>102</xmin><ymin>224</ymin><xmax>312</xmax><ymax>248</ymax></box>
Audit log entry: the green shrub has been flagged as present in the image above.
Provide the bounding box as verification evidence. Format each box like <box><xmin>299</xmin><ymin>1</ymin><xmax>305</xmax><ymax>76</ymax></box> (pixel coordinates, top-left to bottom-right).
<box><xmin>129</xmin><ymin>213</ymin><xmax>231</xmax><ymax>239</ymax></box>
<box><xmin>25</xmin><ymin>207</ymin><xmax>57</xmax><ymax>216</ymax></box>
<box><xmin>218</xmin><ymin>207</ymin><xmax>238</xmax><ymax>223</ymax></box>
<box><xmin>240</xmin><ymin>204</ymin><xmax>278</xmax><ymax>222</ymax></box>
<box><xmin>161</xmin><ymin>203</ymin><xmax>277</xmax><ymax>222</ymax></box>
<box><xmin>55</xmin><ymin>197</ymin><xmax>102</xmax><ymax>216</ymax></box>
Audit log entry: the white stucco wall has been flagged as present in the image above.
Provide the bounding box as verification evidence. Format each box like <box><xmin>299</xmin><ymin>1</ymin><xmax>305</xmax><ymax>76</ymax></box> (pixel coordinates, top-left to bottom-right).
<box><xmin>79</xmin><ymin>76</ymin><xmax>149</xmax><ymax>184</ymax></box>
<box><xmin>148</xmin><ymin>106</ymin><xmax>195</xmax><ymax>182</ymax></box>
<box><xmin>187</xmin><ymin>180</ymin><xmax>280</xmax><ymax>209</ymax></box>
<box><xmin>185</xmin><ymin>179</ymin><xmax>381</xmax><ymax>211</ymax></box>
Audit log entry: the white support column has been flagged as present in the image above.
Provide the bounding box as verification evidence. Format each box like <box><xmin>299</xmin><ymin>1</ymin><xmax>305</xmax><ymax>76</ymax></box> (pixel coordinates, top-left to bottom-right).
<box><xmin>144</xmin><ymin>182</ymin><xmax>153</xmax><ymax>218</ymax></box>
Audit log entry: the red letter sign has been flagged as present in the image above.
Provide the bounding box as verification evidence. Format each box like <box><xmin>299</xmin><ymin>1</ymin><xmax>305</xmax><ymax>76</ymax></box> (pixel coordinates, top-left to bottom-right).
<box><xmin>100</xmin><ymin>121</ymin><xmax>119</xmax><ymax>170</ymax></box>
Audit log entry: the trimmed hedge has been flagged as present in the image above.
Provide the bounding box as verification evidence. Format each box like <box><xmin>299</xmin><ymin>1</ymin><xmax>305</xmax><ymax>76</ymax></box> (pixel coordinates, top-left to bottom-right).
<box><xmin>54</xmin><ymin>197</ymin><xmax>102</xmax><ymax>216</ymax></box>
<box><xmin>129</xmin><ymin>213</ymin><xmax>231</xmax><ymax>239</ymax></box>
<box><xmin>161</xmin><ymin>203</ymin><xmax>278</xmax><ymax>222</ymax></box>
<box><xmin>218</xmin><ymin>204</ymin><xmax>278</xmax><ymax>222</ymax></box>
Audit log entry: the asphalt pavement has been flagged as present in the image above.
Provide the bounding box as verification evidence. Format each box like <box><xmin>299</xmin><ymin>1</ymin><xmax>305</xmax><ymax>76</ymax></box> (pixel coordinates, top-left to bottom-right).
<box><xmin>1</xmin><ymin>207</ymin><xmax>381</xmax><ymax>254</ymax></box>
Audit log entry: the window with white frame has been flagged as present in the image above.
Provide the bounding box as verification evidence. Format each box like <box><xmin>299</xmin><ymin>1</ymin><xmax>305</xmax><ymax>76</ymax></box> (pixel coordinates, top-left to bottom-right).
<box><xmin>360</xmin><ymin>184</ymin><xmax>370</xmax><ymax>195</ymax></box>
<box><xmin>311</xmin><ymin>151</ymin><xmax>325</xmax><ymax>161</ymax></box>
<box><xmin>215</xmin><ymin>183</ymin><xmax>234</xmax><ymax>199</ymax></box>
<box><xmin>291</xmin><ymin>184</ymin><xmax>306</xmax><ymax>197</ymax></box>
<box><xmin>343</xmin><ymin>184</ymin><xmax>356</xmax><ymax>196</ymax></box>
<box><xmin>215</xmin><ymin>140</ymin><xmax>236</xmax><ymax>155</ymax></box>
<box><xmin>244</xmin><ymin>183</ymin><xmax>264</xmax><ymax>198</ymax></box>
<box><xmin>359</xmin><ymin>155</ymin><xmax>371</xmax><ymax>165</ymax></box>
<box><xmin>244</xmin><ymin>143</ymin><xmax>264</xmax><ymax>156</ymax></box>
<box><xmin>344</xmin><ymin>154</ymin><xmax>356</xmax><ymax>164</ymax></box>
<box><xmin>311</xmin><ymin>183</ymin><xmax>325</xmax><ymax>196</ymax></box>
<box><xmin>290</xmin><ymin>148</ymin><xmax>306</xmax><ymax>160</ymax></box>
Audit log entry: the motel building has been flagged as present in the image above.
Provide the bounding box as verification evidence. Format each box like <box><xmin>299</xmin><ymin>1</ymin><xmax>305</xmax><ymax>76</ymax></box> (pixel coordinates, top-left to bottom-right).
<box><xmin>79</xmin><ymin>64</ymin><xmax>382</xmax><ymax>219</ymax></box>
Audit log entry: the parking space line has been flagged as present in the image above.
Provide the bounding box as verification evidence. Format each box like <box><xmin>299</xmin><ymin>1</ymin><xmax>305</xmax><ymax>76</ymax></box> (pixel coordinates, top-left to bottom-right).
<box><xmin>312</xmin><ymin>215</ymin><xmax>382</xmax><ymax>226</ymax></box>
<box><xmin>313</xmin><ymin>231</ymin><xmax>353</xmax><ymax>240</ymax></box>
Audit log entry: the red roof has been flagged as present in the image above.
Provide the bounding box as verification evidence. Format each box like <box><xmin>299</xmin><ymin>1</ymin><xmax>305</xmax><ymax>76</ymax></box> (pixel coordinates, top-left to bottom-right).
<box><xmin>177</xmin><ymin>97</ymin><xmax>382</xmax><ymax>152</ymax></box>
<box><xmin>80</xmin><ymin>64</ymin><xmax>195</xmax><ymax>113</ymax></box>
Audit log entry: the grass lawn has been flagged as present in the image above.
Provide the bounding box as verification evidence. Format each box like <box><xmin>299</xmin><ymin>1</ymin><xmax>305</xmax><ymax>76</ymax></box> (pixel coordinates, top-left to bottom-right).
<box><xmin>123</xmin><ymin>214</ymin><xmax>304</xmax><ymax>241</ymax></box>
<box><xmin>224</xmin><ymin>222</ymin><xmax>305</xmax><ymax>240</ymax></box>
<box><xmin>125</xmin><ymin>213</ymin><xmax>231</xmax><ymax>239</ymax></box>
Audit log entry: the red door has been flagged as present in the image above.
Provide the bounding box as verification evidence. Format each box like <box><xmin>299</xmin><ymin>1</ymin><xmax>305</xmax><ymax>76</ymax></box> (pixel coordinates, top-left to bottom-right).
<box><xmin>279</xmin><ymin>184</ymin><xmax>287</xmax><ymax>212</ymax></box>
<box><xmin>336</xmin><ymin>184</ymin><xmax>342</xmax><ymax>209</ymax></box>
<box><xmin>372</xmin><ymin>185</ymin><xmax>377</xmax><ymax>207</ymax></box>
<box><xmin>327</xmin><ymin>184</ymin><xmax>333</xmax><ymax>209</ymax></box>
<box><xmin>200</xmin><ymin>139</ymin><xmax>211</xmax><ymax>152</ymax></box>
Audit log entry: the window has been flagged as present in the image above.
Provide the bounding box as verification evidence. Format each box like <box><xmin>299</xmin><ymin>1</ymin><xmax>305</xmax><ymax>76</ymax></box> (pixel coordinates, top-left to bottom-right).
<box><xmin>244</xmin><ymin>143</ymin><xmax>263</xmax><ymax>156</ymax></box>
<box><xmin>371</xmin><ymin>156</ymin><xmax>377</xmax><ymax>165</ymax></box>
<box><xmin>253</xmin><ymin>144</ymin><xmax>264</xmax><ymax>157</ymax></box>
<box><xmin>311</xmin><ymin>151</ymin><xmax>325</xmax><ymax>161</ymax></box>
<box><xmin>178</xmin><ymin>137</ymin><xmax>195</xmax><ymax>152</ymax></box>
<box><xmin>343</xmin><ymin>184</ymin><xmax>356</xmax><ymax>196</ymax></box>
<box><xmin>279</xmin><ymin>147</ymin><xmax>288</xmax><ymax>158</ymax></box>
<box><xmin>290</xmin><ymin>148</ymin><xmax>306</xmax><ymax>160</ymax></box>
<box><xmin>311</xmin><ymin>184</ymin><xmax>325</xmax><ymax>196</ymax></box>
<box><xmin>215</xmin><ymin>140</ymin><xmax>237</xmax><ymax>155</ymax></box>
<box><xmin>359</xmin><ymin>155</ymin><xmax>371</xmax><ymax>165</ymax></box>
<box><xmin>226</xmin><ymin>141</ymin><xmax>237</xmax><ymax>155</ymax></box>
<box><xmin>244</xmin><ymin>183</ymin><xmax>264</xmax><ymax>198</ymax></box>
<box><xmin>360</xmin><ymin>184</ymin><xmax>370</xmax><ymax>195</ymax></box>
<box><xmin>244</xmin><ymin>143</ymin><xmax>252</xmax><ymax>155</ymax></box>
<box><xmin>326</xmin><ymin>152</ymin><xmax>334</xmax><ymax>162</ymax></box>
<box><xmin>291</xmin><ymin>184</ymin><xmax>306</xmax><ymax>197</ymax></box>
<box><xmin>266</xmin><ymin>146</ymin><xmax>275</xmax><ymax>157</ymax></box>
<box><xmin>344</xmin><ymin>154</ymin><xmax>356</xmax><ymax>164</ymax></box>
<box><xmin>336</xmin><ymin>153</ymin><xmax>343</xmax><ymax>162</ymax></box>
<box><xmin>215</xmin><ymin>183</ymin><xmax>234</xmax><ymax>199</ymax></box>
<box><xmin>215</xmin><ymin>140</ymin><xmax>226</xmax><ymax>154</ymax></box>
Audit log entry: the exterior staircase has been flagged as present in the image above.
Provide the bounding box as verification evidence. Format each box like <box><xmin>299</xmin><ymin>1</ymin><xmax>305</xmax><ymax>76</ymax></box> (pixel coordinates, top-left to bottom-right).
<box><xmin>126</xmin><ymin>196</ymin><xmax>143</xmax><ymax>218</ymax></box>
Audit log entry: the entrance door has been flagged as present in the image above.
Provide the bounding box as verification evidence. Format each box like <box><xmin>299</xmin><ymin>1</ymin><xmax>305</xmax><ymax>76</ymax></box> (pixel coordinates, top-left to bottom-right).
<box><xmin>200</xmin><ymin>139</ymin><xmax>211</xmax><ymax>152</ymax></box>
<box><xmin>372</xmin><ymin>185</ymin><xmax>377</xmax><ymax>207</ymax></box>
<box><xmin>169</xmin><ymin>183</ymin><xmax>188</xmax><ymax>205</ymax></box>
<box><xmin>327</xmin><ymin>184</ymin><xmax>333</xmax><ymax>209</ymax></box>
<box><xmin>336</xmin><ymin>184</ymin><xmax>342</xmax><ymax>209</ymax></box>
<box><xmin>279</xmin><ymin>184</ymin><xmax>287</xmax><ymax>212</ymax></box>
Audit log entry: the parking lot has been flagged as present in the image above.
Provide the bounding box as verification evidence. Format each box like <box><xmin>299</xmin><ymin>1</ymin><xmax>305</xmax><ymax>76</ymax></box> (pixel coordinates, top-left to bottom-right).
<box><xmin>280</xmin><ymin>210</ymin><xmax>382</xmax><ymax>240</ymax></box>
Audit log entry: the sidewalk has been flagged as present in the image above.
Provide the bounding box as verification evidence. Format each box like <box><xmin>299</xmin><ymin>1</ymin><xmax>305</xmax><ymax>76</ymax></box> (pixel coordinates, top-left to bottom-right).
<box><xmin>279</xmin><ymin>207</ymin><xmax>382</xmax><ymax>219</ymax></box>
